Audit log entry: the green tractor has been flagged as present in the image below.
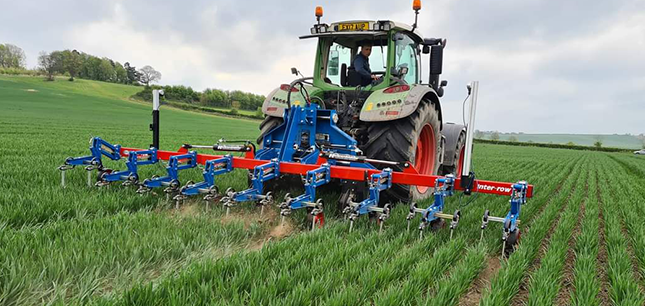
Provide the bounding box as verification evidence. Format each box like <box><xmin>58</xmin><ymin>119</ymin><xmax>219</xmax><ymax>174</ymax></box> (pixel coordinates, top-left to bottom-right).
<box><xmin>259</xmin><ymin>2</ymin><xmax>466</xmax><ymax>203</ymax></box>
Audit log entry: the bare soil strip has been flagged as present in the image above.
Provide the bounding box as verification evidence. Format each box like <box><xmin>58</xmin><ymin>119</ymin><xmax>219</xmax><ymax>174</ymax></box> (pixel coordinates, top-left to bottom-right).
<box><xmin>595</xmin><ymin>172</ymin><xmax>611</xmax><ymax>306</ymax></box>
<box><xmin>458</xmin><ymin>256</ymin><xmax>501</xmax><ymax>306</ymax></box>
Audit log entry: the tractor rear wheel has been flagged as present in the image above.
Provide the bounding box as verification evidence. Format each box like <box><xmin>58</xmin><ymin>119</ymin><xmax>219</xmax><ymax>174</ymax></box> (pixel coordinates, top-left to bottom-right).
<box><xmin>363</xmin><ymin>99</ymin><xmax>442</xmax><ymax>203</ymax></box>
<box><xmin>440</xmin><ymin>126</ymin><xmax>466</xmax><ymax>176</ymax></box>
<box><xmin>257</xmin><ymin>116</ymin><xmax>284</xmax><ymax>146</ymax></box>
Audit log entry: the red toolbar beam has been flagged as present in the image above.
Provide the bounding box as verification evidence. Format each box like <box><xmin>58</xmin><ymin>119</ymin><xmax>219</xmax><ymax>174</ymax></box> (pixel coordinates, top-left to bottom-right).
<box><xmin>120</xmin><ymin>147</ymin><xmax>534</xmax><ymax>198</ymax></box>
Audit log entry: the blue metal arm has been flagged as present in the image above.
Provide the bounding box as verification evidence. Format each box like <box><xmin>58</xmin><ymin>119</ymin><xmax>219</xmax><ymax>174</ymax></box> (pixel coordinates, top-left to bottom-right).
<box><xmin>503</xmin><ymin>181</ymin><xmax>527</xmax><ymax>233</ymax></box>
<box><xmin>180</xmin><ymin>155</ymin><xmax>234</xmax><ymax>197</ymax></box>
<box><xmin>226</xmin><ymin>159</ymin><xmax>280</xmax><ymax>204</ymax></box>
<box><xmin>140</xmin><ymin>151</ymin><xmax>197</xmax><ymax>190</ymax></box>
<box><xmin>100</xmin><ymin>148</ymin><xmax>158</xmax><ymax>184</ymax></box>
<box><xmin>348</xmin><ymin>168</ymin><xmax>392</xmax><ymax>218</ymax></box>
<box><xmin>281</xmin><ymin>163</ymin><xmax>331</xmax><ymax>212</ymax></box>
<box><xmin>61</xmin><ymin>137</ymin><xmax>121</xmax><ymax>169</ymax></box>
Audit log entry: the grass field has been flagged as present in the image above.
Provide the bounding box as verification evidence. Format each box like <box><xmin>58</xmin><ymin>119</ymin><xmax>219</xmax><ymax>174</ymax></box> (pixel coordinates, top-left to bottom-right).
<box><xmin>479</xmin><ymin>132</ymin><xmax>643</xmax><ymax>149</ymax></box>
<box><xmin>1</xmin><ymin>75</ymin><xmax>645</xmax><ymax>305</ymax></box>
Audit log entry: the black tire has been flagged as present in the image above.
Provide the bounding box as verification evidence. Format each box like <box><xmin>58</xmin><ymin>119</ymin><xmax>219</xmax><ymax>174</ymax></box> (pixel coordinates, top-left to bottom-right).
<box><xmin>440</xmin><ymin>129</ymin><xmax>466</xmax><ymax>176</ymax></box>
<box><xmin>504</xmin><ymin>229</ymin><xmax>521</xmax><ymax>257</ymax></box>
<box><xmin>362</xmin><ymin>100</ymin><xmax>442</xmax><ymax>203</ymax></box>
<box><xmin>257</xmin><ymin>116</ymin><xmax>284</xmax><ymax>146</ymax></box>
<box><xmin>254</xmin><ymin>115</ymin><xmax>288</xmax><ymax>193</ymax></box>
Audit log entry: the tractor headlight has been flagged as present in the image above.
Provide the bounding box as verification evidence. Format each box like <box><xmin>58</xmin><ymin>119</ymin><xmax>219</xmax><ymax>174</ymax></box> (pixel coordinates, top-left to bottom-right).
<box><xmin>310</xmin><ymin>27</ymin><xmax>316</xmax><ymax>34</ymax></box>
<box><xmin>332</xmin><ymin>113</ymin><xmax>339</xmax><ymax>124</ymax></box>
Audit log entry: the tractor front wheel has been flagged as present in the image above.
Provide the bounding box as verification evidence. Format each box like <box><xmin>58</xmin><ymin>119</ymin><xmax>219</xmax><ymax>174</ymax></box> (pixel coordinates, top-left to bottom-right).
<box><xmin>363</xmin><ymin>99</ymin><xmax>442</xmax><ymax>203</ymax></box>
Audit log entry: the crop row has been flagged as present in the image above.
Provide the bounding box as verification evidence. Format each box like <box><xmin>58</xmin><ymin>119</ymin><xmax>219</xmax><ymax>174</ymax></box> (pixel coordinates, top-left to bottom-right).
<box><xmin>569</xmin><ymin>171</ymin><xmax>601</xmax><ymax>305</ymax></box>
<box><xmin>596</xmin><ymin>158</ymin><xmax>645</xmax><ymax>305</ymax></box>
<box><xmin>479</xmin><ymin>155</ymin><xmax>587</xmax><ymax>305</ymax></box>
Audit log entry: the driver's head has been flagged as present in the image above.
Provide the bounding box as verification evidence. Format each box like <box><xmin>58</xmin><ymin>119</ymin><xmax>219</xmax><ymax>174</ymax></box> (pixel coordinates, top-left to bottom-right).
<box><xmin>360</xmin><ymin>41</ymin><xmax>373</xmax><ymax>57</ymax></box>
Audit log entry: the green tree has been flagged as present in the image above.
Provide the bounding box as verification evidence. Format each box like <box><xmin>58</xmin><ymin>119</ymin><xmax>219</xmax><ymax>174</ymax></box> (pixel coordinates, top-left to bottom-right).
<box><xmin>114</xmin><ymin>62</ymin><xmax>128</xmax><ymax>84</ymax></box>
<box><xmin>566</xmin><ymin>141</ymin><xmax>576</xmax><ymax>146</ymax></box>
<box><xmin>38</xmin><ymin>51</ymin><xmax>63</xmax><ymax>81</ymax></box>
<box><xmin>508</xmin><ymin>135</ymin><xmax>518</xmax><ymax>142</ymax></box>
<box><xmin>61</xmin><ymin>50</ymin><xmax>82</xmax><ymax>81</ymax></box>
<box><xmin>0</xmin><ymin>43</ymin><xmax>26</xmax><ymax>68</ymax></box>
<box><xmin>124</xmin><ymin>62</ymin><xmax>139</xmax><ymax>84</ymax></box>
<box><xmin>593</xmin><ymin>135</ymin><xmax>603</xmax><ymax>148</ymax></box>
<box><xmin>490</xmin><ymin>131</ymin><xmax>500</xmax><ymax>141</ymax></box>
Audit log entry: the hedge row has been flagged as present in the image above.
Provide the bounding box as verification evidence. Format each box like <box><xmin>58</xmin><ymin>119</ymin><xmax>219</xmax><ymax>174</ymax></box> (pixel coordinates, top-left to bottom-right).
<box><xmin>474</xmin><ymin>138</ymin><xmax>634</xmax><ymax>153</ymax></box>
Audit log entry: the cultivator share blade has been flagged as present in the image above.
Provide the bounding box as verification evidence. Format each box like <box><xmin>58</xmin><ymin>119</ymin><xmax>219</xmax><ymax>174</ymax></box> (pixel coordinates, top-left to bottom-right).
<box><xmin>480</xmin><ymin>181</ymin><xmax>528</xmax><ymax>257</ymax></box>
<box><xmin>407</xmin><ymin>174</ymin><xmax>461</xmax><ymax>239</ymax></box>
<box><xmin>279</xmin><ymin>163</ymin><xmax>330</xmax><ymax>229</ymax></box>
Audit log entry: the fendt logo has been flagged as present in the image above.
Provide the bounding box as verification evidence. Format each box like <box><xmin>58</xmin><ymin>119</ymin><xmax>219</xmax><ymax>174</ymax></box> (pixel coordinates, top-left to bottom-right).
<box><xmin>477</xmin><ymin>184</ymin><xmax>512</xmax><ymax>194</ymax></box>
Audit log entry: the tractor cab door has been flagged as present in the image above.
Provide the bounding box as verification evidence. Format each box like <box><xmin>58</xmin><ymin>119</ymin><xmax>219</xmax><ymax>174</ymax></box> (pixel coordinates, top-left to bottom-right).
<box><xmin>321</xmin><ymin>36</ymin><xmax>389</xmax><ymax>88</ymax></box>
<box><xmin>392</xmin><ymin>32</ymin><xmax>420</xmax><ymax>85</ymax></box>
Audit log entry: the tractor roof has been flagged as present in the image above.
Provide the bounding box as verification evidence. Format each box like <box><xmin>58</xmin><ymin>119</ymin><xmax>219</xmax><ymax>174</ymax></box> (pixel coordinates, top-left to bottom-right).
<box><xmin>300</xmin><ymin>20</ymin><xmax>424</xmax><ymax>42</ymax></box>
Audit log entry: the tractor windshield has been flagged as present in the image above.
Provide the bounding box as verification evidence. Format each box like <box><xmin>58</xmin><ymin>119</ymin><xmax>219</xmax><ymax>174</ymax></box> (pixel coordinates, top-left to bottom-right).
<box><xmin>321</xmin><ymin>35</ymin><xmax>388</xmax><ymax>87</ymax></box>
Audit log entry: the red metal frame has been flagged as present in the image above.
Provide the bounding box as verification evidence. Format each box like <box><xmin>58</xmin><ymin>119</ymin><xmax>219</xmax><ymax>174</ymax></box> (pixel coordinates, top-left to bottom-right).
<box><xmin>121</xmin><ymin>146</ymin><xmax>534</xmax><ymax>198</ymax></box>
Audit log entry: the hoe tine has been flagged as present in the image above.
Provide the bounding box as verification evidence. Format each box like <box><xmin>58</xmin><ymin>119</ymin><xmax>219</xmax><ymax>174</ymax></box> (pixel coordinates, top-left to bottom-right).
<box><xmin>61</xmin><ymin>170</ymin><xmax>66</xmax><ymax>188</ymax></box>
<box><xmin>87</xmin><ymin>171</ymin><xmax>92</xmax><ymax>187</ymax></box>
<box><xmin>349</xmin><ymin>220</ymin><xmax>354</xmax><ymax>233</ymax></box>
<box><xmin>379</xmin><ymin>220</ymin><xmax>384</xmax><ymax>234</ymax></box>
<box><xmin>260</xmin><ymin>205</ymin><xmax>264</xmax><ymax>218</ymax></box>
<box><xmin>281</xmin><ymin>215</ymin><xmax>285</xmax><ymax>226</ymax></box>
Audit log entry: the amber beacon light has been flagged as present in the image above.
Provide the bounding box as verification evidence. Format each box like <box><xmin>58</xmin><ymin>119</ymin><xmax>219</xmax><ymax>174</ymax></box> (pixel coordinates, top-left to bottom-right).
<box><xmin>413</xmin><ymin>0</ymin><xmax>422</xmax><ymax>11</ymax></box>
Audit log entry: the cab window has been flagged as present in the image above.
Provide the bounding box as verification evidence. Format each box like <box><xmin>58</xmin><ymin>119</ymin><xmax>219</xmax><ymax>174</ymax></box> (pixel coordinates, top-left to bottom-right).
<box><xmin>326</xmin><ymin>42</ymin><xmax>352</xmax><ymax>85</ymax></box>
<box><xmin>393</xmin><ymin>33</ymin><xmax>419</xmax><ymax>84</ymax></box>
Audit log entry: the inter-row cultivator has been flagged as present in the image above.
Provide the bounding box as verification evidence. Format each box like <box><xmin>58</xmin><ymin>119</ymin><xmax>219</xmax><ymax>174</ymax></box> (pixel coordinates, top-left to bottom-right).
<box><xmin>59</xmin><ymin>1</ymin><xmax>534</xmax><ymax>256</ymax></box>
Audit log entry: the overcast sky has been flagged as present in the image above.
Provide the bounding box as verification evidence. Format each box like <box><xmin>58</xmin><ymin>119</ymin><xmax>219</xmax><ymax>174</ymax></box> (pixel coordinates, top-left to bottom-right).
<box><xmin>1</xmin><ymin>0</ymin><xmax>643</xmax><ymax>134</ymax></box>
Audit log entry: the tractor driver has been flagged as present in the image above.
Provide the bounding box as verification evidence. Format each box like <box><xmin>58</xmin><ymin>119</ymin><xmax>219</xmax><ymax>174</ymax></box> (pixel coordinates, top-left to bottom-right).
<box><xmin>352</xmin><ymin>41</ymin><xmax>381</xmax><ymax>86</ymax></box>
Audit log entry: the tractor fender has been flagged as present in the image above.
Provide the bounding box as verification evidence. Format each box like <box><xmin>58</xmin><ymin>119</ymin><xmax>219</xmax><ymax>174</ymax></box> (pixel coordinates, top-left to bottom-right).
<box><xmin>441</xmin><ymin>123</ymin><xmax>466</xmax><ymax>166</ymax></box>
<box><xmin>359</xmin><ymin>84</ymin><xmax>443</xmax><ymax>125</ymax></box>
<box><xmin>261</xmin><ymin>84</ymin><xmax>320</xmax><ymax>117</ymax></box>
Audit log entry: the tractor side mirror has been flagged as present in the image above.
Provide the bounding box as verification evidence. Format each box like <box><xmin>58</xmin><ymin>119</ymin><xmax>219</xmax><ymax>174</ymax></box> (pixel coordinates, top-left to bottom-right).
<box><xmin>328</xmin><ymin>50</ymin><xmax>339</xmax><ymax>76</ymax></box>
<box><xmin>291</xmin><ymin>67</ymin><xmax>299</xmax><ymax>76</ymax></box>
<box><xmin>441</xmin><ymin>80</ymin><xmax>448</xmax><ymax>87</ymax></box>
<box><xmin>422</xmin><ymin>45</ymin><xmax>430</xmax><ymax>54</ymax></box>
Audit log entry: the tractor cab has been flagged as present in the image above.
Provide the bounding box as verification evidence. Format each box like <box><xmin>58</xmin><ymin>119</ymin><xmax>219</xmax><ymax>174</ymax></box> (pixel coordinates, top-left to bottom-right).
<box><xmin>302</xmin><ymin>20</ymin><xmax>424</xmax><ymax>91</ymax></box>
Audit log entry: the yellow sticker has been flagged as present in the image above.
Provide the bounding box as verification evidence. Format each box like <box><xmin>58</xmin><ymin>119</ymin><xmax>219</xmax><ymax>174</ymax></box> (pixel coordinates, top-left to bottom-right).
<box><xmin>294</xmin><ymin>100</ymin><xmax>301</xmax><ymax>106</ymax></box>
<box><xmin>366</xmin><ymin>102</ymin><xmax>373</xmax><ymax>111</ymax></box>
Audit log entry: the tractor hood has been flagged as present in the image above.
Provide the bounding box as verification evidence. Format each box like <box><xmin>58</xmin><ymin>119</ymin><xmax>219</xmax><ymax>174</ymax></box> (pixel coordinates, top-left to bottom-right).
<box><xmin>261</xmin><ymin>84</ymin><xmax>321</xmax><ymax>117</ymax></box>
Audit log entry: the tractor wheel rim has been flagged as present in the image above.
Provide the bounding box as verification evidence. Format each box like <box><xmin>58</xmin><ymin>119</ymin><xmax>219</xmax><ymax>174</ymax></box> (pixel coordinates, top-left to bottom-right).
<box><xmin>414</xmin><ymin>123</ymin><xmax>436</xmax><ymax>193</ymax></box>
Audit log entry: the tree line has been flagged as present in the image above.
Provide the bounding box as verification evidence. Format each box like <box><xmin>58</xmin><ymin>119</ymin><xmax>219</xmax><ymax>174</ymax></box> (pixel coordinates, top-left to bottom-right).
<box><xmin>134</xmin><ymin>86</ymin><xmax>265</xmax><ymax>111</ymax></box>
<box><xmin>36</xmin><ymin>49</ymin><xmax>161</xmax><ymax>85</ymax></box>
<box><xmin>3</xmin><ymin>42</ymin><xmax>267</xmax><ymax>112</ymax></box>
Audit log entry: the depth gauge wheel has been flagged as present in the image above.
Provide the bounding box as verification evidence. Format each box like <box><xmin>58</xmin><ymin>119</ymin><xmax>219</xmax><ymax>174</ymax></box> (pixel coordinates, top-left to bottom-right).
<box><xmin>503</xmin><ymin>229</ymin><xmax>521</xmax><ymax>257</ymax></box>
<box><xmin>363</xmin><ymin>99</ymin><xmax>442</xmax><ymax>203</ymax></box>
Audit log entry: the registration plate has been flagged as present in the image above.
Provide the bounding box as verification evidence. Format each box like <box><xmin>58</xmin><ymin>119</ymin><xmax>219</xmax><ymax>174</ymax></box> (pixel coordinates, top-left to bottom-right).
<box><xmin>337</xmin><ymin>22</ymin><xmax>369</xmax><ymax>31</ymax></box>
